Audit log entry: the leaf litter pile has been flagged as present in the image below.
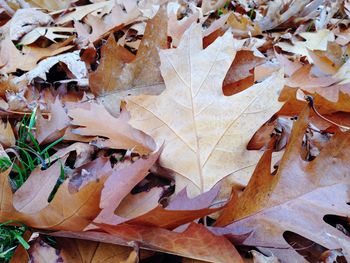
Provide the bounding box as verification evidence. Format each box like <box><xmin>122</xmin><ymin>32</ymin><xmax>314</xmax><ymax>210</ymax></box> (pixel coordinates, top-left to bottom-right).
<box><xmin>0</xmin><ymin>0</ymin><xmax>350</xmax><ymax>262</ymax></box>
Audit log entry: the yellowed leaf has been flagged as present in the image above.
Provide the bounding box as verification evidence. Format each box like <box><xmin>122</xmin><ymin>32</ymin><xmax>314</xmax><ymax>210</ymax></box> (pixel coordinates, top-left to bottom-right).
<box><xmin>276</xmin><ymin>29</ymin><xmax>335</xmax><ymax>61</ymax></box>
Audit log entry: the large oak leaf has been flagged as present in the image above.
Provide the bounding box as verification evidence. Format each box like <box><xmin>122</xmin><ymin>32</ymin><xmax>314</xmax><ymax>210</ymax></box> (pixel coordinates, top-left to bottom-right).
<box><xmin>126</xmin><ymin>24</ymin><xmax>285</xmax><ymax>195</ymax></box>
<box><xmin>217</xmin><ymin>106</ymin><xmax>350</xmax><ymax>261</ymax></box>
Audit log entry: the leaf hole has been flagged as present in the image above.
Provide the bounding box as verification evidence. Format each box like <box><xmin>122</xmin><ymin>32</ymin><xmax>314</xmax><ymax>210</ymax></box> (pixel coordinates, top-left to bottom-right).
<box><xmin>283</xmin><ymin>231</ymin><xmax>328</xmax><ymax>262</ymax></box>
<box><xmin>323</xmin><ymin>214</ymin><xmax>350</xmax><ymax>237</ymax></box>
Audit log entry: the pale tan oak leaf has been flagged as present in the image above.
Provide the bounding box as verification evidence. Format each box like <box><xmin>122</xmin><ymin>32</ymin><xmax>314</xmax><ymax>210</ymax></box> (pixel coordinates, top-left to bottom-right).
<box><xmin>126</xmin><ymin>24</ymin><xmax>285</xmax><ymax>196</ymax></box>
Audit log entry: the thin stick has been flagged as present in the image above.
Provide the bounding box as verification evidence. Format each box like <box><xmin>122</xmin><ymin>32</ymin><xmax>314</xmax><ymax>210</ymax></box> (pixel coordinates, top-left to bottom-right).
<box><xmin>305</xmin><ymin>95</ymin><xmax>350</xmax><ymax>131</ymax></box>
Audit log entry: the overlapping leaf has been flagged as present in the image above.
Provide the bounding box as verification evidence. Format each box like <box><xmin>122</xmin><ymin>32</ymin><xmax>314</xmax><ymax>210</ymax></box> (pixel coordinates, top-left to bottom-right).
<box><xmin>217</xmin><ymin>107</ymin><xmax>350</xmax><ymax>261</ymax></box>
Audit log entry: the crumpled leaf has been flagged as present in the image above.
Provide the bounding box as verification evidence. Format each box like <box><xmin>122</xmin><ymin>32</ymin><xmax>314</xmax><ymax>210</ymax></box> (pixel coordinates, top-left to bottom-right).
<box><xmin>93</xmin><ymin>147</ymin><xmax>222</xmax><ymax>230</ymax></box>
<box><xmin>68</xmin><ymin>101</ymin><xmax>156</xmax><ymax>154</ymax></box>
<box><xmin>217</xmin><ymin>107</ymin><xmax>350</xmax><ymax>261</ymax></box>
<box><xmin>276</xmin><ymin>29</ymin><xmax>335</xmax><ymax>61</ymax></box>
<box><xmin>127</xmin><ymin>24</ymin><xmax>285</xmax><ymax>195</ymax></box>
<box><xmin>284</xmin><ymin>64</ymin><xmax>350</xmax><ymax>103</ymax></box>
<box><xmin>89</xmin><ymin>5</ymin><xmax>167</xmax><ymax>113</ymax></box>
<box><xmin>74</xmin><ymin>1</ymin><xmax>141</xmax><ymax>45</ymax></box>
<box><xmin>227</xmin><ymin>13</ymin><xmax>262</xmax><ymax>38</ymax></box>
<box><xmin>14</xmin><ymin>51</ymin><xmax>88</xmax><ymax>86</ymax></box>
<box><xmin>126</xmin><ymin>184</ymin><xmax>222</xmax><ymax>229</ymax></box>
<box><xmin>285</xmin><ymin>64</ymin><xmax>338</xmax><ymax>89</ymax></box>
<box><xmin>55</xmin><ymin>1</ymin><xmax>115</xmax><ymax>25</ymax></box>
<box><xmin>9</xmin><ymin>8</ymin><xmax>52</xmax><ymax>41</ymax></box>
<box><xmin>0</xmin><ymin>36</ymin><xmax>74</xmax><ymax>73</ymax></box>
<box><xmin>258</xmin><ymin>0</ymin><xmax>313</xmax><ymax>31</ymax></box>
<box><xmin>19</xmin><ymin>27</ymin><xmax>75</xmax><ymax>45</ymax></box>
<box><xmin>47</xmin><ymin>142</ymin><xmax>94</xmax><ymax>168</ymax></box>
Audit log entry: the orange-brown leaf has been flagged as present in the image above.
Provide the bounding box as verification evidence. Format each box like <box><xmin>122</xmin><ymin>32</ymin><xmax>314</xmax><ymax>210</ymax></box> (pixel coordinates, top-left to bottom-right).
<box><xmin>0</xmin><ymin>157</ymin><xmax>110</xmax><ymax>231</ymax></box>
<box><xmin>99</xmin><ymin>222</ymin><xmax>243</xmax><ymax>263</ymax></box>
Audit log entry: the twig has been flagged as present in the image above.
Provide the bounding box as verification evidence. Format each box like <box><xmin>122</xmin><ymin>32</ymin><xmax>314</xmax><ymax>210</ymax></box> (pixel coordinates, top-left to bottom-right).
<box><xmin>305</xmin><ymin>95</ymin><xmax>350</xmax><ymax>131</ymax></box>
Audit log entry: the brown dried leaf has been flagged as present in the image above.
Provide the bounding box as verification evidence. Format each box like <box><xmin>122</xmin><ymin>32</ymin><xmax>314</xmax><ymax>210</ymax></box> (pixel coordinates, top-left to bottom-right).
<box><xmin>92</xmin><ymin>148</ymin><xmax>161</xmax><ymax>225</ymax></box>
<box><xmin>68</xmin><ymin>101</ymin><xmax>156</xmax><ymax>154</ymax></box>
<box><xmin>201</xmin><ymin>0</ymin><xmax>226</xmax><ymax>14</ymax></box>
<box><xmin>26</xmin><ymin>0</ymin><xmax>76</xmax><ymax>10</ymax></box>
<box><xmin>27</xmin><ymin>236</ymin><xmax>137</xmax><ymax>263</ymax></box>
<box><xmin>75</xmin><ymin>2</ymin><xmax>141</xmax><ymax>45</ymax></box>
<box><xmin>36</xmin><ymin>97</ymin><xmax>70</xmax><ymax>144</ymax></box>
<box><xmin>126</xmin><ymin>184</ymin><xmax>222</xmax><ymax>229</ymax></box>
<box><xmin>0</xmin><ymin>157</ymin><xmax>109</xmax><ymax>231</ymax></box>
<box><xmin>13</xmin><ymin>157</ymin><xmax>67</xmax><ymax>214</ymax></box>
<box><xmin>0</xmin><ymin>120</ymin><xmax>15</xmax><ymax>147</ymax></box>
<box><xmin>223</xmin><ymin>50</ymin><xmax>265</xmax><ymax>96</ymax></box>
<box><xmin>89</xmin><ymin>5</ymin><xmax>167</xmax><ymax>111</ymax></box>
<box><xmin>0</xmin><ymin>36</ymin><xmax>74</xmax><ymax>73</ymax></box>
<box><xmin>217</xmin><ymin>107</ymin><xmax>350</xmax><ymax>260</ymax></box>
<box><xmin>227</xmin><ymin>13</ymin><xmax>262</xmax><ymax>38</ymax></box>
<box><xmin>99</xmin><ymin>222</ymin><xmax>243</xmax><ymax>263</ymax></box>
